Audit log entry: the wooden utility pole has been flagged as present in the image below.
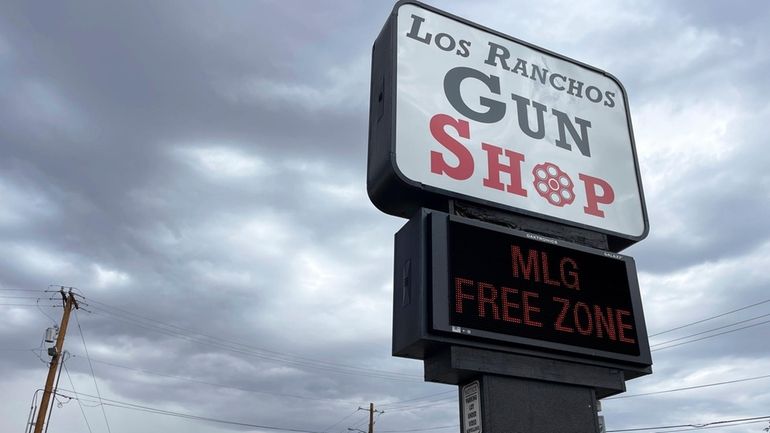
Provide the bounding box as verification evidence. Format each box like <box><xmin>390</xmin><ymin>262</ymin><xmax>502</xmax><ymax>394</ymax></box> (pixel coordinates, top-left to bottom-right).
<box><xmin>33</xmin><ymin>289</ymin><xmax>78</xmax><ymax>433</ymax></box>
<box><xmin>368</xmin><ymin>402</ymin><xmax>375</xmax><ymax>433</ymax></box>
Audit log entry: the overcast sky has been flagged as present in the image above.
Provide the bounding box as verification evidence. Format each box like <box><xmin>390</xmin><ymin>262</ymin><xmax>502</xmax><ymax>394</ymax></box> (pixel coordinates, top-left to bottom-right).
<box><xmin>2</xmin><ymin>1</ymin><xmax>770</xmax><ymax>432</ymax></box>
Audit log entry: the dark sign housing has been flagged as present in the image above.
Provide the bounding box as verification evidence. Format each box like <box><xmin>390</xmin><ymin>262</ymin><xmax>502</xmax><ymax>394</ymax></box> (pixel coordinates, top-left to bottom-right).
<box><xmin>393</xmin><ymin>210</ymin><xmax>652</xmax><ymax>377</ymax></box>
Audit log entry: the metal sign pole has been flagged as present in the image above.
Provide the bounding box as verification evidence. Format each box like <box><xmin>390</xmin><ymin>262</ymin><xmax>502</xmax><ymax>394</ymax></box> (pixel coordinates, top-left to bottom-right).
<box><xmin>463</xmin><ymin>374</ymin><xmax>601</xmax><ymax>433</ymax></box>
<box><xmin>428</xmin><ymin>346</ymin><xmax>615</xmax><ymax>433</ymax></box>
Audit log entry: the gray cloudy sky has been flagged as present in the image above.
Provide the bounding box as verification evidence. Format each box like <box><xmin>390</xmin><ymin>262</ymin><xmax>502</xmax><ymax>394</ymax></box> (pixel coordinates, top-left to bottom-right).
<box><xmin>2</xmin><ymin>0</ymin><xmax>770</xmax><ymax>432</ymax></box>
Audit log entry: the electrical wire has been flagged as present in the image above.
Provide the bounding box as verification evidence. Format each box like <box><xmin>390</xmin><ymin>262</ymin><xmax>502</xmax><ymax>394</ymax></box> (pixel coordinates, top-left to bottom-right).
<box><xmin>39</xmin><ymin>387</ymin><xmax>770</xmax><ymax>433</ymax></box>
<box><xmin>373</xmin><ymin>371</ymin><xmax>770</xmax><ymax>416</ymax></box>
<box><xmin>650</xmin><ymin>311</ymin><xmax>770</xmax><ymax>348</ymax></box>
<box><xmin>605</xmin><ymin>415</ymin><xmax>770</xmax><ymax>432</ymax></box>
<box><xmin>0</xmin><ymin>303</ymin><xmax>58</xmax><ymax>307</ymax></box>
<box><xmin>378</xmin><ymin>390</ymin><xmax>455</xmax><ymax>408</ymax></box>
<box><xmin>651</xmin><ymin>318</ymin><xmax>770</xmax><ymax>352</ymax></box>
<box><xmin>68</xmin><ymin>353</ymin><xmax>367</xmax><ymax>406</ymax></box>
<box><xmin>81</xmin><ymin>297</ymin><xmax>421</xmax><ymax>382</ymax></box>
<box><xmin>0</xmin><ymin>288</ymin><xmax>46</xmax><ymax>292</ymax></box>
<box><xmin>383</xmin><ymin>372</ymin><xmax>770</xmax><ymax>413</ymax></box>
<box><xmin>655</xmin><ymin>419</ymin><xmax>770</xmax><ymax>432</ymax></box>
<box><xmin>90</xmin><ymin>306</ymin><xmax>419</xmax><ymax>382</ymax></box>
<box><xmin>63</xmin><ymin>361</ymin><xmax>94</xmax><ymax>433</ymax></box>
<box><xmin>378</xmin><ymin>425</ymin><xmax>458</xmax><ymax>432</ymax></box>
<box><xmin>88</xmin><ymin>298</ymin><xmax>420</xmax><ymax>379</ymax></box>
<box><xmin>56</xmin><ymin>293</ymin><xmax>770</xmax><ymax>433</ymax></box>
<box><xmin>383</xmin><ymin>398</ymin><xmax>455</xmax><ymax>412</ymax></box>
<box><xmin>649</xmin><ymin>298</ymin><xmax>770</xmax><ymax>337</ymax></box>
<box><xmin>605</xmin><ymin>373</ymin><xmax>770</xmax><ymax>400</ymax></box>
<box><xmin>74</xmin><ymin>310</ymin><xmax>112</xmax><ymax>433</ymax></box>
<box><xmin>348</xmin><ymin>414</ymin><xmax>372</xmax><ymax>430</ymax></box>
<box><xmin>56</xmin><ymin>388</ymin><xmax>330</xmax><ymax>433</ymax></box>
<box><xmin>37</xmin><ymin>297</ymin><xmax>60</xmax><ymax>325</ymax></box>
<box><xmin>322</xmin><ymin>408</ymin><xmax>360</xmax><ymax>432</ymax></box>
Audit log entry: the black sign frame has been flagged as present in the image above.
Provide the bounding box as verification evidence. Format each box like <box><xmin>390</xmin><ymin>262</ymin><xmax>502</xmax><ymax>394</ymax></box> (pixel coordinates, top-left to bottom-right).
<box><xmin>391</xmin><ymin>209</ymin><xmax>652</xmax><ymax>377</ymax></box>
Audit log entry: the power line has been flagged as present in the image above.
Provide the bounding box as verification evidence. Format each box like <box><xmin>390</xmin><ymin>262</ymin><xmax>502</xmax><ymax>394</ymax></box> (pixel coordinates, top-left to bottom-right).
<box><xmin>378</xmin><ymin>390</ymin><xmax>455</xmax><ymax>408</ymax></box>
<box><xmin>53</xmin><ymin>384</ymin><xmax>770</xmax><ymax>433</ymax></box>
<box><xmin>322</xmin><ymin>408</ymin><xmax>360</xmax><ymax>432</ymax></box>
<box><xmin>384</xmin><ymin>398</ymin><xmax>455</xmax><ymax>412</ymax></box>
<box><xmin>649</xmin><ymin>298</ymin><xmax>770</xmax><ymax>337</ymax></box>
<box><xmin>386</xmin><ymin>372</ymin><xmax>770</xmax><ymax>413</ymax></box>
<box><xmin>81</xmin><ymin>297</ymin><xmax>421</xmax><ymax>382</ymax></box>
<box><xmin>380</xmin><ymin>371</ymin><xmax>770</xmax><ymax>414</ymax></box>
<box><xmin>652</xmin><ymin>318</ymin><xmax>770</xmax><ymax>352</ymax></box>
<box><xmin>657</xmin><ymin>419</ymin><xmax>770</xmax><ymax>432</ymax></box>
<box><xmin>0</xmin><ymin>288</ymin><xmax>46</xmax><ymax>292</ymax></box>
<box><xmin>94</xmin><ymin>298</ymin><xmax>420</xmax><ymax>378</ymax></box>
<box><xmin>0</xmin><ymin>303</ymin><xmax>58</xmax><ymax>307</ymax></box>
<box><xmin>89</xmin><ymin>306</ymin><xmax>419</xmax><ymax>382</ymax></box>
<box><xmin>378</xmin><ymin>425</ymin><xmax>458</xmax><ymax>432</ymax></box>
<box><xmin>57</xmin><ymin>388</ymin><xmax>330</xmax><ymax>433</ymax></box>
<box><xmin>605</xmin><ymin>372</ymin><xmax>770</xmax><ymax>400</ymax></box>
<box><xmin>62</xmin><ymin>361</ymin><xmax>93</xmax><ymax>433</ymax></box>
<box><xmin>650</xmin><ymin>311</ymin><xmax>770</xmax><ymax>348</ymax></box>
<box><xmin>346</xmin><ymin>414</ymin><xmax>372</xmax><ymax>432</ymax></box>
<box><xmin>68</xmin><ymin>354</ymin><xmax>366</xmax><ymax>406</ymax></box>
<box><xmin>74</xmin><ymin>310</ymin><xmax>112</xmax><ymax>433</ymax></box>
<box><xmin>37</xmin><ymin>297</ymin><xmax>61</xmax><ymax>325</ymax></box>
<box><xmin>605</xmin><ymin>415</ymin><xmax>770</xmax><ymax>432</ymax></box>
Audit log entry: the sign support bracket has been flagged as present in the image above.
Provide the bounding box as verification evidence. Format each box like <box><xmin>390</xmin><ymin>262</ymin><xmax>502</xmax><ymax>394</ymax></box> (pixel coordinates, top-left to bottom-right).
<box><xmin>449</xmin><ymin>199</ymin><xmax>610</xmax><ymax>250</ymax></box>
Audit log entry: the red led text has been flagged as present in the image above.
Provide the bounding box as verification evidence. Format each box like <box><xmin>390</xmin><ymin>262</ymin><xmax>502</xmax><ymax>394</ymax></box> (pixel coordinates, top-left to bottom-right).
<box><xmin>511</xmin><ymin>244</ymin><xmax>580</xmax><ymax>290</ymax></box>
<box><xmin>553</xmin><ymin>297</ymin><xmax>636</xmax><ymax>344</ymax></box>
<box><xmin>455</xmin><ymin>278</ymin><xmax>543</xmax><ymax>328</ymax></box>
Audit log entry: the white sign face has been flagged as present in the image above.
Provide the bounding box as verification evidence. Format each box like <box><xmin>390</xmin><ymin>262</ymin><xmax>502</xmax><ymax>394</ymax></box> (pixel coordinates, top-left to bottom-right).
<box><xmin>462</xmin><ymin>380</ymin><xmax>482</xmax><ymax>433</ymax></box>
<box><xmin>395</xmin><ymin>3</ymin><xmax>646</xmax><ymax>237</ymax></box>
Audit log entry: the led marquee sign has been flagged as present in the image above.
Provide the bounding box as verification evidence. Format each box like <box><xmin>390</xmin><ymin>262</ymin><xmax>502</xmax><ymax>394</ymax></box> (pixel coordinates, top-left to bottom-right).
<box><xmin>443</xmin><ymin>218</ymin><xmax>644</xmax><ymax>358</ymax></box>
<box><xmin>368</xmin><ymin>1</ymin><xmax>649</xmax><ymax>250</ymax></box>
<box><xmin>392</xmin><ymin>210</ymin><xmax>652</xmax><ymax>370</ymax></box>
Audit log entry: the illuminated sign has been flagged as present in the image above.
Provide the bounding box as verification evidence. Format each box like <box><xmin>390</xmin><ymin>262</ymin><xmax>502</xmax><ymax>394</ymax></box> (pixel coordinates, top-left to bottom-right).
<box><xmin>444</xmin><ymin>218</ymin><xmax>642</xmax><ymax>357</ymax></box>
<box><xmin>368</xmin><ymin>1</ymin><xmax>648</xmax><ymax>249</ymax></box>
<box><xmin>392</xmin><ymin>210</ymin><xmax>651</xmax><ymax>369</ymax></box>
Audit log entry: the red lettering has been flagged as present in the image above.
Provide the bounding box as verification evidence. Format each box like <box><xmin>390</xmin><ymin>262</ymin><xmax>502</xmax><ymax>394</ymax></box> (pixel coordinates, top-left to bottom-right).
<box><xmin>500</xmin><ymin>287</ymin><xmax>522</xmax><ymax>324</ymax></box>
<box><xmin>477</xmin><ymin>282</ymin><xmax>500</xmax><ymax>320</ymax></box>
<box><xmin>560</xmin><ymin>257</ymin><xmax>580</xmax><ymax>290</ymax></box>
<box><xmin>522</xmin><ymin>291</ymin><xmax>542</xmax><ymax>327</ymax></box>
<box><xmin>616</xmin><ymin>309</ymin><xmax>636</xmax><ymax>344</ymax></box>
<box><xmin>455</xmin><ymin>277</ymin><xmax>475</xmax><ymax>313</ymax></box>
<box><xmin>573</xmin><ymin>302</ymin><xmax>593</xmax><ymax>336</ymax></box>
<box><xmin>430</xmin><ymin>114</ymin><xmax>474</xmax><ymax>180</ymax></box>
<box><xmin>553</xmin><ymin>297</ymin><xmax>573</xmax><ymax>333</ymax></box>
<box><xmin>481</xmin><ymin>143</ymin><xmax>527</xmax><ymax>196</ymax></box>
<box><xmin>579</xmin><ymin>173</ymin><xmax>615</xmax><ymax>218</ymax></box>
<box><xmin>511</xmin><ymin>245</ymin><xmax>540</xmax><ymax>282</ymax></box>
<box><xmin>541</xmin><ymin>251</ymin><xmax>560</xmax><ymax>287</ymax></box>
<box><xmin>594</xmin><ymin>305</ymin><xmax>617</xmax><ymax>341</ymax></box>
